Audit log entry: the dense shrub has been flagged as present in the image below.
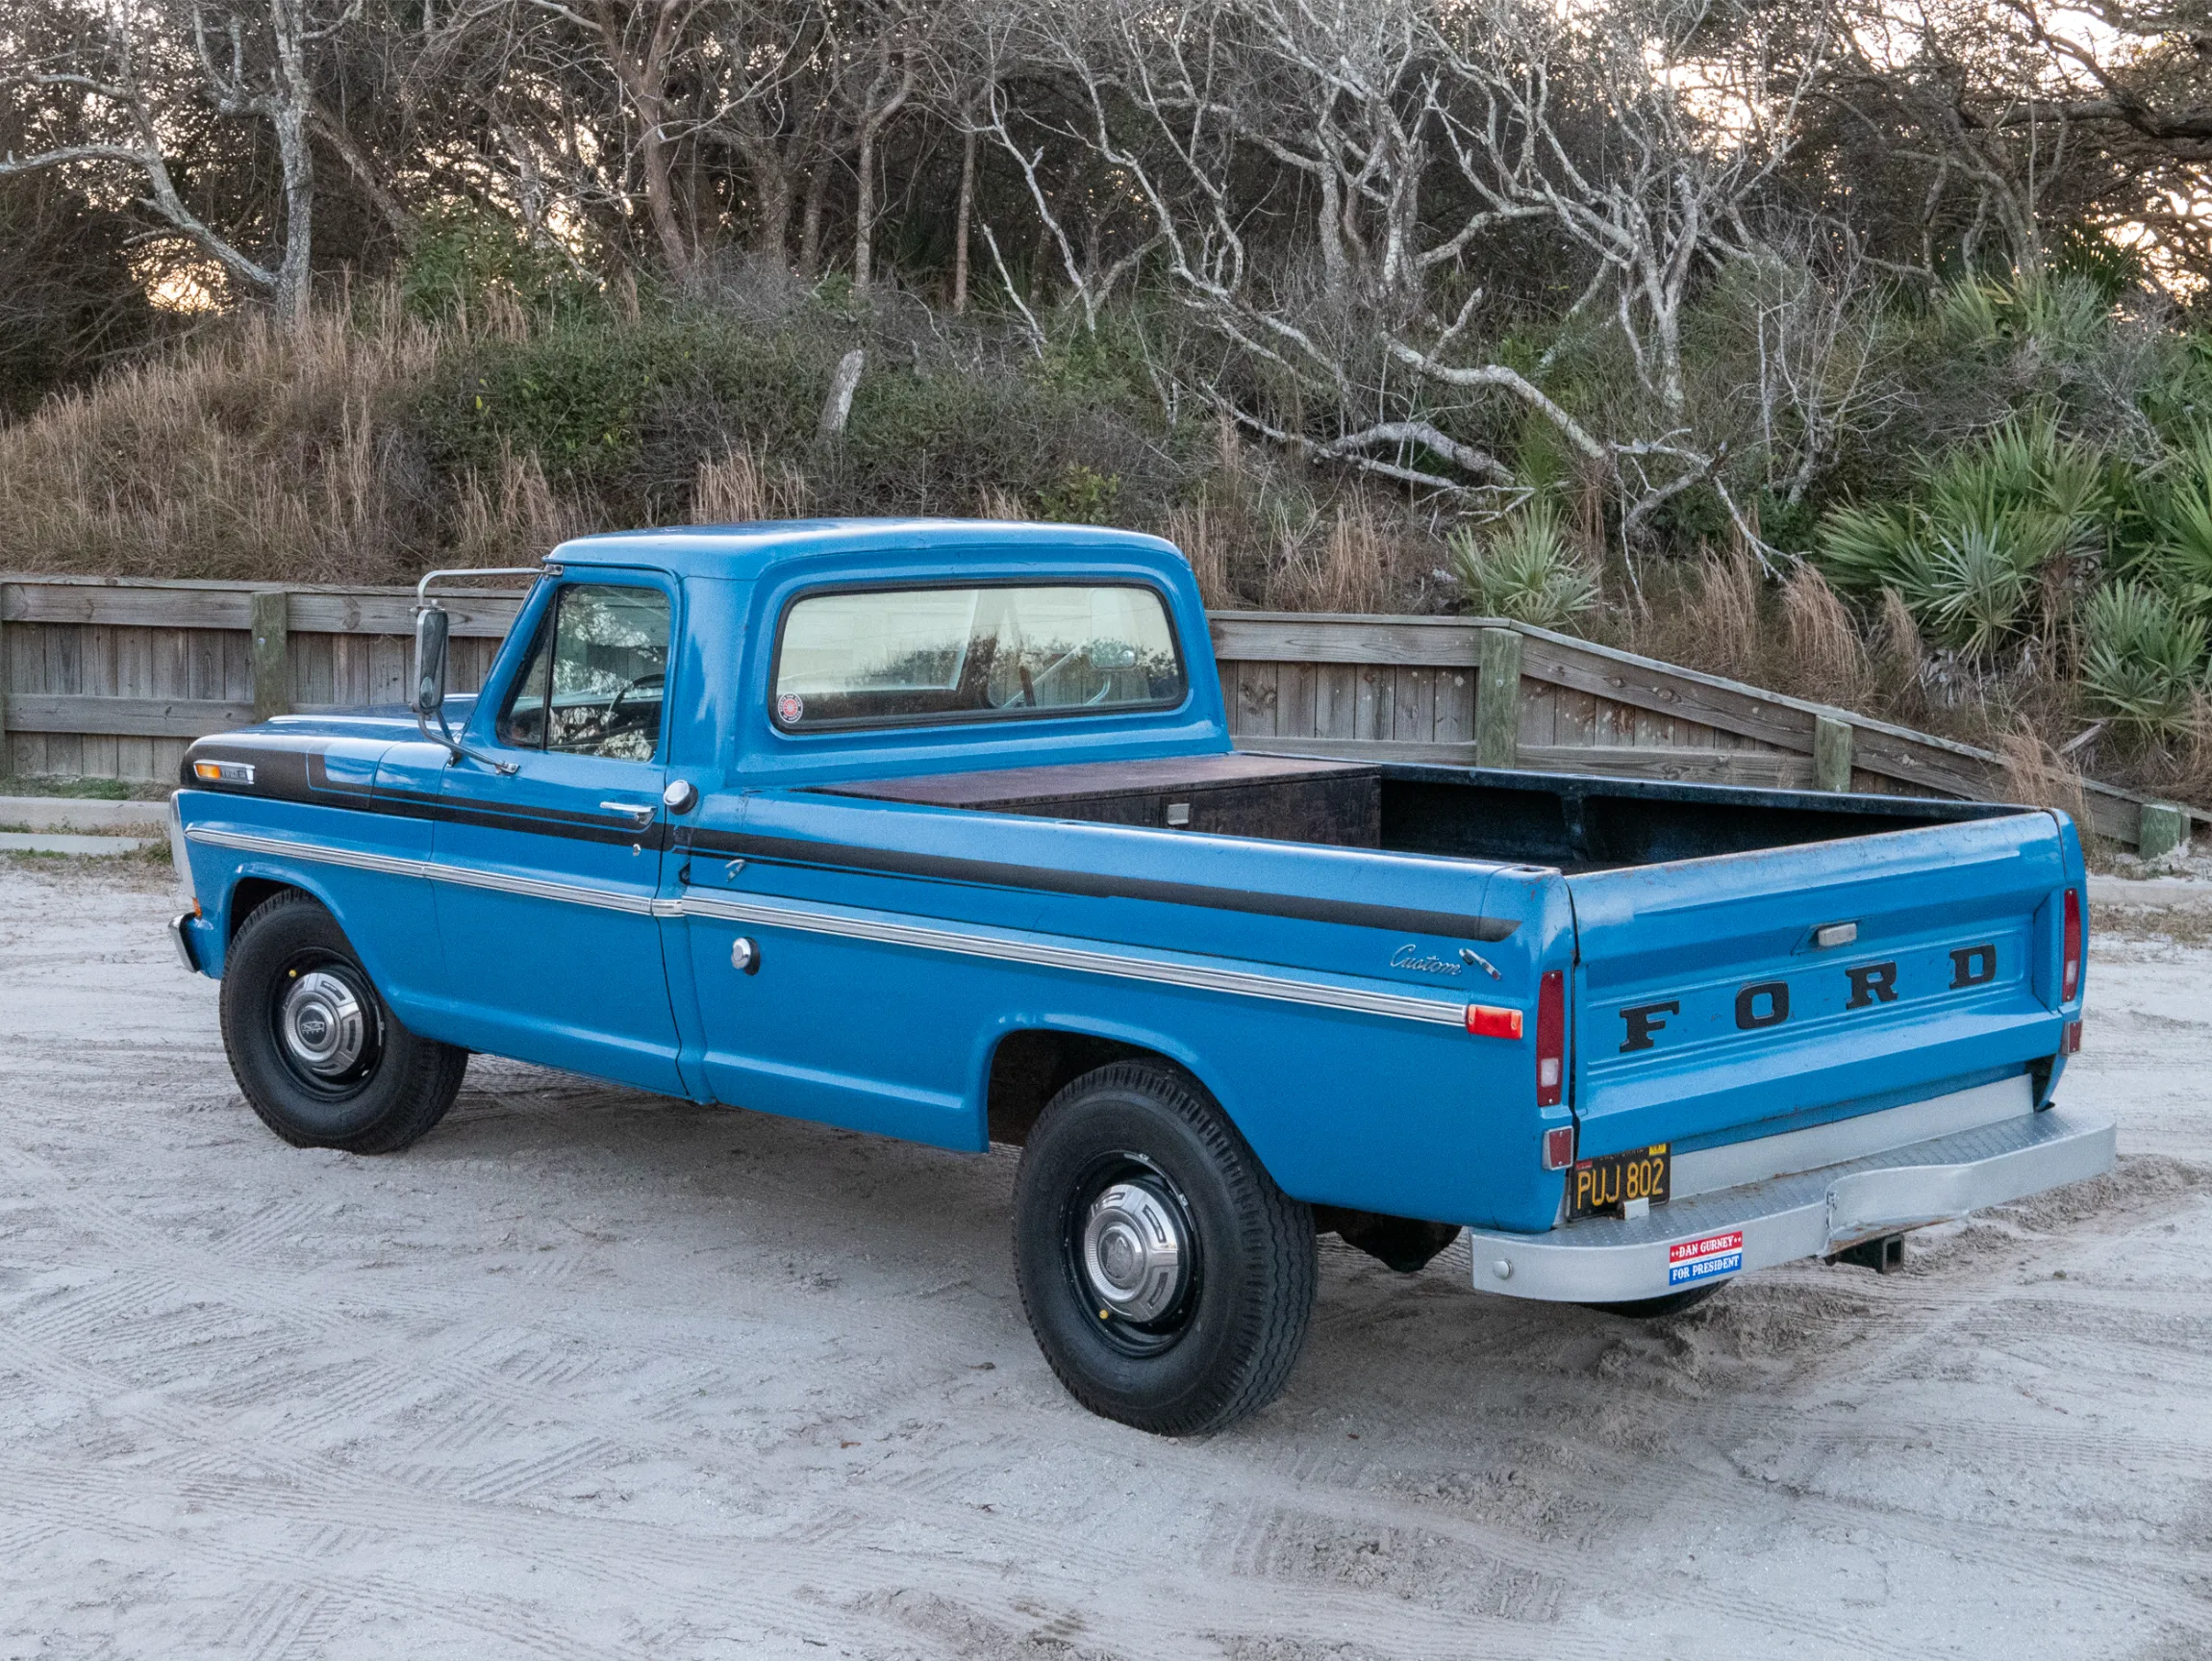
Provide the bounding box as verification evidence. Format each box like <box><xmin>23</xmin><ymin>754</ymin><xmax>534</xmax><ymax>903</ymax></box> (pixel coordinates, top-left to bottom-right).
<box><xmin>1446</xmin><ymin>502</ymin><xmax>1598</xmax><ymax>627</ymax></box>
<box><xmin>418</xmin><ymin>302</ymin><xmax>1191</xmax><ymax>528</ymax></box>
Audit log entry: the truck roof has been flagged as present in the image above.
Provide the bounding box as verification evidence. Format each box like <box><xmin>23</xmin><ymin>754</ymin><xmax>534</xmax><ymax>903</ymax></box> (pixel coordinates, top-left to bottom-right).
<box><xmin>549</xmin><ymin>517</ymin><xmax>1187</xmax><ymax>582</ymax></box>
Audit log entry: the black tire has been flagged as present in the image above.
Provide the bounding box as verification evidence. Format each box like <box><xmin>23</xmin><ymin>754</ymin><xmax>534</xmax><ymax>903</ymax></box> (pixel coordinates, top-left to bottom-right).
<box><xmin>1583</xmin><ymin>1283</ymin><xmax>1727</xmax><ymax>1320</ymax></box>
<box><xmin>218</xmin><ymin>890</ymin><xmax>466</xmax><ymax>1154</ymax></box>
<box><xmin>1013</xmin><ymin>1062</ymin><xmax>1315</xmax><ymax>1436</ymax></box>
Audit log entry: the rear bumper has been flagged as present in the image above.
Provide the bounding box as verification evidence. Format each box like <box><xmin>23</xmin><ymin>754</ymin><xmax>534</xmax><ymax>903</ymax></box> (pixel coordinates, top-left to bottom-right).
<box><xmin>1466</xmin><ymin>1107</ymin><xmax>2115</xmax><ymax>1303</ymax></box>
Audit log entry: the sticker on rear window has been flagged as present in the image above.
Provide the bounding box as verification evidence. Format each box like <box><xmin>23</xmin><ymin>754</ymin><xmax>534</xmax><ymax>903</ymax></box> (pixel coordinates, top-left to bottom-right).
<box><xmin>1668</xmin><ymin>1230</ymin><xmax>1744</xmax><ymax>1287</ymax></box>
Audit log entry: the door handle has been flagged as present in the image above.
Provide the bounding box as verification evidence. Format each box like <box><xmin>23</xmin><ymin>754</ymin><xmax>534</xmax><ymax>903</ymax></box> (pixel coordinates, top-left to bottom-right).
<box><xmin>600</xmin><ymin>801</ymin><xmax>655</xmax><ymax>826</ymax></box>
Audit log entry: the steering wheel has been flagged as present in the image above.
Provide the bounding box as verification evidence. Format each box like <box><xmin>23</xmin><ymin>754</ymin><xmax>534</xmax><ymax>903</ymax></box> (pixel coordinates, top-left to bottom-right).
<box><xmin>607</xmin><ymin>671</ymin><xmax>666</xmax><ymax>729</ymax></box>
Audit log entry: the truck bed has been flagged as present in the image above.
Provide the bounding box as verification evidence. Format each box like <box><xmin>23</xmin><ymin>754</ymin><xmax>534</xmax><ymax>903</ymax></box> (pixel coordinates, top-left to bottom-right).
<box><xmin>816</xmin><ymin>752</ymin><xmax>2023</xmax><ymax>871</ymax></box>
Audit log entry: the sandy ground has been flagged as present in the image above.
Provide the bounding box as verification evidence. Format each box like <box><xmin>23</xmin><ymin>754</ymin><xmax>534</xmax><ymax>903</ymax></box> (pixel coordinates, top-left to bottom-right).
<box><xmin>1</xmin><ymin>860</ymin><xmax>2207</xmax><ymax>1661</ymax></box>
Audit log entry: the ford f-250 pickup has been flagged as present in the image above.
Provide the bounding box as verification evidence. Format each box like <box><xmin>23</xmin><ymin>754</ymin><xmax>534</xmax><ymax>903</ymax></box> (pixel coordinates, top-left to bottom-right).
<box><xmin>167</xmin><ymin>519</ymin><xmax>2115</xmax><ymax>1434</ymax></box>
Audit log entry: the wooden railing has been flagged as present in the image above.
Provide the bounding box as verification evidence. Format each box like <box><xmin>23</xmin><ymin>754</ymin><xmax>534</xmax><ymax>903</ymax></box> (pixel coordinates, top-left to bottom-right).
<box><xmin>1</xmin><ymin>575</ymin><xmax>2195</xmax><ymax>851</ymax></box>
<box><xmin>0</xmin><ymin>576</ymin><xmax>525</xmax><ymax>785</ymax></box>
<box><xmin>1213</xmin><ymin>612</ymin><xmax>2195</xmax><ymax>850</ymax></box>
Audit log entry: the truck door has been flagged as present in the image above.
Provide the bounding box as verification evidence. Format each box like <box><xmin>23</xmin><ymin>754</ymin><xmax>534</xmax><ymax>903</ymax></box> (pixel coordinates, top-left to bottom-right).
<box><xmin>431</xmin><ymin>575</ymin><xmax>686</xmax><ymax>1094</ymax></box>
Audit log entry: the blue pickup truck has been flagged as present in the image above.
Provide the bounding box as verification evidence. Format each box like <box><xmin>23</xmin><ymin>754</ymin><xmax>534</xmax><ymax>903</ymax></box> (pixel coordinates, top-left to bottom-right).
<box><xmin>168</xmin><ymin>520</ymin><xmax>2113</xmax><ymax>1433</ymax></box>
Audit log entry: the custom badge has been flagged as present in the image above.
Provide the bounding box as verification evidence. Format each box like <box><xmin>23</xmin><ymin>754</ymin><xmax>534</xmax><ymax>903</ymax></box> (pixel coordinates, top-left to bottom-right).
<box><xmin>776</xmin><ymin>692</ymin><xmax>805</xmax><ymax>725</ymax></box>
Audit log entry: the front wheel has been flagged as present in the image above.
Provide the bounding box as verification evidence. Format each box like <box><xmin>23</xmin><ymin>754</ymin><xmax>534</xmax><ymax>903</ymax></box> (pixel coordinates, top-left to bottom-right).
<box><xmin>1013</xmin><ymin>1062</ymin><xmax>1315</xmax><ymax>1436</ymax></box>
<box><xmin>218</xmin><ymin>890</ymin><xmax>466</xmax><ymax>1154</ymax></box>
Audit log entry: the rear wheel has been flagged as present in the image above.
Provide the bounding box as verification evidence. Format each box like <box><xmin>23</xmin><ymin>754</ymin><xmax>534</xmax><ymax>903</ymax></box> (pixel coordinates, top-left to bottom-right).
<box><xmin>1583</xmin><ymin>1284</ymin><xmax>1726</xmax><ymax>1320</ymax></box>
<box><xmin>1013</xmin><ymin>1062</ymin><xmax>1315</xmax><ymax>1436</ymax></box>
<box><xmin>219</xmin><ymin>890</ymin><xmax>466</xmax><ymax>1154</ymax></box>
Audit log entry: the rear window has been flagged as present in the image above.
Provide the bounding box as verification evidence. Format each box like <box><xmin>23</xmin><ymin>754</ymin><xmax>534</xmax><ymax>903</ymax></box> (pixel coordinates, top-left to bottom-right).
<box><xmin>771</xmin><ymin>584</ymin><xmax>1185</xmax><ymax>730</ymax></box>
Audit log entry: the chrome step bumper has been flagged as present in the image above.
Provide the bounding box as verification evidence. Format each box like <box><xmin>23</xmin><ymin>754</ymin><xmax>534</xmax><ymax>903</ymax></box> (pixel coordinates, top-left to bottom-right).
<box><xmin>1466</xmin><ymin>1107</ymin><xmax>2116</xmax><ymax>1304</ymax></box>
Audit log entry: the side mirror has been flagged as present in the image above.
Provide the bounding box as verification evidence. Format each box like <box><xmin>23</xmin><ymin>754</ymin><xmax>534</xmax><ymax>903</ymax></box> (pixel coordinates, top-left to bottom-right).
<box><xmin>414</xmin><ymin>607</ymin><xmax>450</xmax><ymax>716</ymax></box>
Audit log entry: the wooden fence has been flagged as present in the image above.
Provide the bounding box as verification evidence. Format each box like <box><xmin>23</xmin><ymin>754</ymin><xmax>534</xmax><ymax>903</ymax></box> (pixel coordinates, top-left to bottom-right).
<box><xmin>1212</xmin><ymin>612</ymin><xmax>2195</xmax><ymax>850</ymax></box>
<box><xmin>0</xmin><ymin>578</ymin><xmax>524</xmax><ymax>786</ymax></box>
<box><xmin>1</xmin><ymin>575</ymin><xmax>2196</xmax><ymax>851</ymax></box>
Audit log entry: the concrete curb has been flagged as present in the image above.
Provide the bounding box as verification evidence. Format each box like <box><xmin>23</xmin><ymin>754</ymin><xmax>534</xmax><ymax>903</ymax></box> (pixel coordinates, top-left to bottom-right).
<box><xmin>0</xmin><ymin>795</ymin><xmax>170</xmax><ymax>833</ymax></box>
<box><xmin>2088</xmin><ymin>874</ymin><xmax>2212</xmax><ymax>910</ymax></box>
<box><xmin>0</xmin><ymin>831</ymin><xmax>156</xmax><ymax>857</ymax></box>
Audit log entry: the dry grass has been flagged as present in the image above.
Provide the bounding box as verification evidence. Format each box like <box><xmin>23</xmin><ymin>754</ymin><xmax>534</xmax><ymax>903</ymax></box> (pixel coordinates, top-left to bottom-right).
<box><xmin>1671</xmin><ymin>551</ymin><xmax>1766</xmax><ymax>682</ymax></box>
<box><xmin>2119</xmin><ymin>692</ymin><xmax>2212</xmax><ymax>811</ymax></box>
<box><xmin>691</xmin><ymin>443</ymin><xmax>809</xmax><ymax>525</ymax></box>
<box><xmin>976</xmin><ymin>485</ymin><xmax>1030</xmax><ymax>521</ymax></box>
<box><xmin>1781</xmin><ymin>564</ymin><xmax>1873</xmax><ymax>709</ymax></box>
<box><xmin>1263</xmin><ymin>496</ymin><xmax>1393</xmax><ymax>614</ymax></box>
<box><xmin>1995</xmin><ymin>727</ymin><xmax>2099</xmax><ymax>844</ymax></box>
<box><xmin>1872</xmin><ymin>589</ymin><xmax>1927</xmax><ymax>689</ymax></box>
<box><xmin>1164</xmin><ymin>501</ymin><xmax>1230</xmax><ymax>609</ymax></box>
<box><xmin>453</xmin><ymin>444</ymin><xmax>598</xmax><ymax>566</ymax></box>
<box><xmin>0</xmin><ymin>295</ymin><xmax>451</xmax><ymax>582</ymax></box>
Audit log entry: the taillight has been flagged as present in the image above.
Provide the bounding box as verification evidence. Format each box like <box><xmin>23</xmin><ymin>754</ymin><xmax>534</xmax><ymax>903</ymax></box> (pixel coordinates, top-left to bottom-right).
<box><xmin>2061</xmin><ymin>887</ymin><xmax>2082</xmax><ymax>1002</ymax></box>
<box><xmin>1536</xmin><ymin>969</ymin><xmax>1566</xmax><ymax>1107</ymax></box>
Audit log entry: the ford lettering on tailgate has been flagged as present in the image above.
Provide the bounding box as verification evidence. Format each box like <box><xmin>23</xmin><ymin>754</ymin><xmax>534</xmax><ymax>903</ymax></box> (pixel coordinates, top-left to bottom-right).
<box><xmin>1618</xmin><ymin>941</ymin><xmax>1999</xmax><ymax>1054</ymax></box>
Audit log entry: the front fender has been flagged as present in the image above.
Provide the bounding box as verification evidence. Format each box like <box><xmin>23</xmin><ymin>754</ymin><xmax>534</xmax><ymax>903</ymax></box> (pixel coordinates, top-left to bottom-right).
<box><xmin>174</xmin><ymin>785</ymin><xmax>443</xmax><ymax>1032</ymax></box>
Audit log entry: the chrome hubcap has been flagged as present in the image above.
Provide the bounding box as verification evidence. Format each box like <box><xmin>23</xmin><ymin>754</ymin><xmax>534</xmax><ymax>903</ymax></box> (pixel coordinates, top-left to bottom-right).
<box><xmin>1080</xmin><ymin>1179</ymin><xmax>1189</xmax><ymax>1321</ymax></box>
<box><xmin>279</xmin><ymin>970</ymin><xmax>366</xmax><ymax>1078</ymax></box>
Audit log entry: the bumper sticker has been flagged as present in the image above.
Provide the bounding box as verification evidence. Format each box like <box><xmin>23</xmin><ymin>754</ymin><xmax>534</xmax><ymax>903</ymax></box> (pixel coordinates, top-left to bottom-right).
<box><xmin>1668</xmin><ymin>1229</ymin><xmax>1745</xmax><ymax>1287</ymax></box>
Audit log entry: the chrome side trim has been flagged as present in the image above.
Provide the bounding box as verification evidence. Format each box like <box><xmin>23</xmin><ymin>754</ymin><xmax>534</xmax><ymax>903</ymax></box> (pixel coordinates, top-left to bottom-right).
<box><xmin>189</xmin><ymin>825</ymin><xmax>426</xmax><ymax>880</ymax></box>
<box><xmin>185</xmin><ymin>825</ymin><xmax>1472</xmax><ymax>1028</ymax></box>
<box><xmin>185</xmin><ymin>825</ymin><xmax>660</xmax><ymax>917</ymax></box>
<box><xmin>669</xmin><ymin>891</ymin><xmax>1469</xmax><ymax>1026</ymax></box>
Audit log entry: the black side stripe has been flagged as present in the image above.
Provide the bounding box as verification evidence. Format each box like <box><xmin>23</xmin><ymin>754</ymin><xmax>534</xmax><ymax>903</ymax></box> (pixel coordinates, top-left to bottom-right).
<box><xmin>677</xmin><ymin>826</ymin><xmax>1520</xmax><ymax>944</ymax></box>
<box><xmin>182</xmin><ymin>739</ymin><xmax>667</xmax><ymax>848</ymax></box>
<box><xmin>183</xmin><ymin>734</ymin><xmax>1519</xmax><ymax>943</ymax></box>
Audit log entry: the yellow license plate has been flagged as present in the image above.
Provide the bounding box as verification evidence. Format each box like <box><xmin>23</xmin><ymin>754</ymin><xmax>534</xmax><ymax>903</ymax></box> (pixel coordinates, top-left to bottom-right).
<box><xmin>1569</xmin><ymin>1144</ymin><xmax>1671</xmax><ymax>1221</ymax></box>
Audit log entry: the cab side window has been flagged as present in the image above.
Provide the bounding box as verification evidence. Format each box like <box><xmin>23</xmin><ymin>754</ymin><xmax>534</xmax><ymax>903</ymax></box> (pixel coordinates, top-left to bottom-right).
<box><xmin>496</xmin><ymin>584</ymin><xmax>670</xmax><ymax>762</ymax></box>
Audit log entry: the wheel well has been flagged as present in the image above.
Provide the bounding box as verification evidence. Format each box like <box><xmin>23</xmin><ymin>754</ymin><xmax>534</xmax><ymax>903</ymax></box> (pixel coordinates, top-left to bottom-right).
<box><xmin>986</xmin><ymin>1029</ymin><xmax>1163</xmax><ymax>1145</ymax></box>
<box><xmin>227</xmin><ymin>877</ymin><xmax>306</xmax><ymax>941</ymax></box>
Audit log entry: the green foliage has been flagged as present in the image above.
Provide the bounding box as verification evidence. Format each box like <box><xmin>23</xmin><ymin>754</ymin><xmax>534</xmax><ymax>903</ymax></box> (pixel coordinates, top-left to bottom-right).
<box><xmin>1752</xmin><ymin>490</ymin><xmax>1822</xmax><ymax>555</ymax></box>
<box><xmin>1897</xmin><ymin>516</ymin><xmax>2045</xmax><ymax>661</ymax></box>
<box><xmin>1816</xmin><ymin>414</ymin><xmax>2108</xmax><ymax>658</ymax></box>
<box><xmin>416</xmin><ymin>305</ymin><xmax>1190</xmax><ymax>523</ymax></box>
<box><xmin>423</xmin><ymin>317</ymin><xmax>754</xmax><ymax>483</ymax></box>
<box><xmin>1038</xmin><ymin>464</ymin><xmax>1121</xmax><ymax>523</ymax></box>
<box><xmin>1446</xmin><ymin>501</ymin><xmax>1597</xmax><ymax>628</ymax></box>
<box><xmin>2048</xmin><ymin>226</ymin><xmax>2151</xmax><ymax>307</ymax></box>
<box><xmin>1920</xmin><ymin>413</ymin><xmax>2108</xmax><ymax>548</ymax></box>
<box><xmin>398</xmin><ymin>206</ymin><xmax>590</xmax><ymax>320</ymax></box>
<box><xmin>1933</xmin><ymin>271</ymin><xmax>2114</xmax><ymax>365</ymax></box>
<box><xmin>2133</xmin><ymin>429</ymin><xmax>2212</xmax><ymax>609</ymax></box>
<box><xmin>1815</xmin><ymin>501</ymin><xmax>1919</xmax><ymax>594</ymax></box>
<box><xmin>2080</xmin><ymin>582</ymin><xmax>2208</xmax><ymax>738</ymax></box>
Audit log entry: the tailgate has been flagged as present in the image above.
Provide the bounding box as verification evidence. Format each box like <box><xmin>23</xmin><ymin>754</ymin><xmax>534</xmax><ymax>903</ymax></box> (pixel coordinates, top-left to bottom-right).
<box><xmin>1568</xmin><ymin>812</ymin><xmax>2075</xmax><ymax>1160</ymax></box>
